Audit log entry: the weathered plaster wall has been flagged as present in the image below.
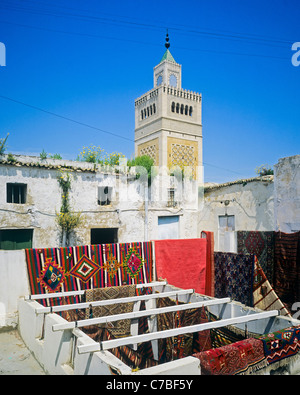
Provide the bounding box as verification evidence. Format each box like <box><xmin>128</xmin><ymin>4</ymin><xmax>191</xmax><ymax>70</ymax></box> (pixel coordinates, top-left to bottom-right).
<box><xmin>274</xmin><ymin>155</ymin><xmax>300</xmax><ymax>232</ymax></box>
<box><xmin>0</xmin><ymin>155</ymin><xmax>200</xmax><ymax>248</ymax></box>
<box><xmin>200</xmin><ymin>176</ymin><xmax>274</xmax><ymax>250</ymax></box>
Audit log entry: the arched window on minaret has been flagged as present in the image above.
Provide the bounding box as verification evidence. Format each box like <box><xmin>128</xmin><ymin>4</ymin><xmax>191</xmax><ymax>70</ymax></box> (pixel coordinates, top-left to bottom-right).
<box><xmin>171</xmin><ymin>102</ymin><xmax>175</xmax><ymax>112</ymax></box>
<box><xmin>189</xmin><ymin>106</ymin><xmax>193</xmax><ymax>116</ymax></box>
<box><xmin>176</xmin><ymin>103</ymin><xmax>180</xmax><ymax>113</ymax></box>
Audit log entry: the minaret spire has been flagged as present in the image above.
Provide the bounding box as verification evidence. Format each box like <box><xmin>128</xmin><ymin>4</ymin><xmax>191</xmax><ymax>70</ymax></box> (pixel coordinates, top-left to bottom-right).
<box><xmin>165</xmin><ymin>29</ymin><xmax>170</xmax><ymax>49</ymax></box>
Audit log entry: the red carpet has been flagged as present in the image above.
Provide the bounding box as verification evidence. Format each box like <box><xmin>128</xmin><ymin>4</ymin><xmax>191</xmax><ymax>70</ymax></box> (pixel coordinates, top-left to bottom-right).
<box><xmin>154</xmin><ymin>238</ymin><xmax>207</xmax><ymax>294</ymax></box>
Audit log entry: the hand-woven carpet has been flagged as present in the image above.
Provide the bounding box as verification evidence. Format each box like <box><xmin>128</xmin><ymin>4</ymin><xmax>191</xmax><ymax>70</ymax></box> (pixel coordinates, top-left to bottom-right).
<box><xmin>156</xmin><ymin>296</ymin><xmax>211</xmax><ymax>363</ymax></box>
<box><xmin>214</xmin><ymin>252</ymin><xmax>255</xmax><ymax>307</ymax></box>
<box><xmin>193</xmin><ymin>337</ymin><xmax>268</xmax><ymax>375</ymax></box>
<box><xmin>201</xmin><ymin>231</ymin><xmax>215</xmax><ymax>297</ymax></box>
<box><xmin>273</xmin><ymin>231</ymin><xmax>300</xmax><ymax>314</ymax></box>
<box><xmin>154</xmin><ymin>238</ymin><xmax>207</xmax><ymax>295</ymax></box>
<box><xmin>253</xmin><ymin>257</ymin><xmax>291</xmax><ymax>317</ymax></box>
<box><xmin>237</xmin><ymin>231</ymin><xmax>275</xmax><ymax>285</ymax></box>
<box><xmin>85</xmin><ymin>285</ymin><xmax>136</xmax><ymax>338</ymax></box>
<box><xmin>259</xmin><ymin>325</ymin><xmax>300</xmax><ymax>365</ymax></box>
<box><xmin>25</xmin><ymin>241</ymin><xmax>153</xmax><ymax>306</ymax></box>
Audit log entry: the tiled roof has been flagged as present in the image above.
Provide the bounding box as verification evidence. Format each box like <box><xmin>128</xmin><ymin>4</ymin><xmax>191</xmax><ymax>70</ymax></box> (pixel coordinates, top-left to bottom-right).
<box><xmin>160</xmin><ymin>49</ymin><xmax>176</xmax><ymax>63</ymax></box>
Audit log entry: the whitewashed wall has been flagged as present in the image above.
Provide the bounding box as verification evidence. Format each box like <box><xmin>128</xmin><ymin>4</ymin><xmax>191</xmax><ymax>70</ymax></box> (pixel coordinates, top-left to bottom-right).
<box><xmin>0</xmin><ymin>155</ymin><xmax>200</xmax><ymax>248</ymax></box>
<box><xmin>274</xmin><ymin>155</ymin><xmax>300</xmax><ymax>232</ymax></box>
<box><xmin>200</xmin><ymin>176</ymin><xmax>274</xmax><ymax>251</ymax></box>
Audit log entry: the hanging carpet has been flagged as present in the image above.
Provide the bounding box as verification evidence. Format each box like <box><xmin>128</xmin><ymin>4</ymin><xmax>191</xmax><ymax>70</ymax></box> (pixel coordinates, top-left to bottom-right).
<box><xmin>193</xmin><ymin>337</ymin><xmax>268</xmax><ymax>375</ymax></box>
<box><xmin>273</xmin><ymin>231</ymin><xmax>300</xmax><ymax>314</ymax></box>
<box><xmin>201</xmin><ymin>231</ymin><xmax>215</xmax><ymax>297</ymax></box>
<box><xmin>253</xmin><ymin>257</ymin><xmax>291</xmax><ymax>317</ymax></box>
<box><xmin>156</xmin><ymin>296</ymin><xmax>211</xmax><ymax>363</ymax></box>
<box><xmin>237</xmin><ymin>231</ymin><xmax>275</xmax><ymax>285</ymax></box>
<box><xmin>85</xmin><ymin>285</ymin><xmax>136</xmax><ymax>338</ymax></box>
<box><xmin>214</xmin><ymin>252</ymin><xmax>255</xmax><ymax>307</ymax></box>
<box><xmin>154</xmin><ymin>238</ymin><xmax>207</xmax><ymax>295</ymax></box>
<box><xmin>25</xmin><ymin>242</ymin><xmax>153</xmax><ymax>306</ymax></box>
<box><xmin>259</xmin><ymin>325</ymin><xmax>300</xmax><ymax>365</ymax></box>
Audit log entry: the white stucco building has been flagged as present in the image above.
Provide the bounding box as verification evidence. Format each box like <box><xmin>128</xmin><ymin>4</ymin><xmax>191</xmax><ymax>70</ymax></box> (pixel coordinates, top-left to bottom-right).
<box><xmin>0</xmin><ymin>153</ymin><xmax>200</xmax><ymax>249</ymax></box>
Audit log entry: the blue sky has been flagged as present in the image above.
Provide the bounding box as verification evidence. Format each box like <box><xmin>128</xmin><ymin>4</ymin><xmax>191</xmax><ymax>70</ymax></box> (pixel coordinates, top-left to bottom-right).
<box><xmin>0</xmin><ymin>0</ymin><xmax>299</xmax><ymax>183</ymax></box>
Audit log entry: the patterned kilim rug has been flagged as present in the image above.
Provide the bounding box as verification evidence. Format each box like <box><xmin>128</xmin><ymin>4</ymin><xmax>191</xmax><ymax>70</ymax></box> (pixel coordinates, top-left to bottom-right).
<box><xmin>253</xmin><ymin>257</ymin><xmax>291</xmax><ymax>317</ymax></box>
<box><xmin>102</xmin><ymin>328</ymin><xmax>158</xmax><ymax>371</ymax></box>
<box><xmin>237</xmin><ymin>231</ymin><xmax>275</xmax><ymax>285</ymax></box>
<box><xmin>193</xmin><ymin>337</ymin><xmax>268</xmax><ymax>375</ymax></box>
<box><xmin>214</xmin><ymin>252</ymin><xmax>255</xmax><ymax>307</ymax></box>
<box><xmin>156</xmin><ymin>297</ymin><xmax>210</xmax><ymax>363</ymax></box>
<box><xmin>85</xmin><ymin>285</ymin><xmax>136</xmax><ymax>338</ymax></box>
<box><xmin>273</xmin><ymin>231</ymin><xmax>300</xmax><ymax>313</ymax></box>
<box><xmin>25</xmin><ymin>242</ymin><xmax>153</xmax><ymax>306</ymax></box>
<box><xmin>259</xmin><ymin>325</ymin><xmax>300</xmax><ymax>365</ymax></box>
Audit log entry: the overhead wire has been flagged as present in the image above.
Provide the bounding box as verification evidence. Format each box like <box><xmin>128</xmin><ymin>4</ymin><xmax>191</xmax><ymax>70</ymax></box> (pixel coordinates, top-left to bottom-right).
<box><xmin>0</xmin><ymin>0</ymin><xmax>291</xmax><ymax>177</ymax></box>
<box><xmin>0</xmin><ymin>94</ymin><xmax>246</xmax><ymax>176</ymax></box>
<box><xmin>0</xmin><ymin>0</ymin><xmax>294</xmax><ymax>48</ymax></box>
<box><xmin>0</xmin><ymin>94</ymin><xmax>133</xmax><ymax>142</ymax></box>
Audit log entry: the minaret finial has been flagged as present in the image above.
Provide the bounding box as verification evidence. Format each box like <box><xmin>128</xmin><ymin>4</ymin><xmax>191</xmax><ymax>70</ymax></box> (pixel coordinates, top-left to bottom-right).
<box><xmin>165</xmin><ymin>29</ymin><xmax>170</xmax><ymax>49</ymax></box>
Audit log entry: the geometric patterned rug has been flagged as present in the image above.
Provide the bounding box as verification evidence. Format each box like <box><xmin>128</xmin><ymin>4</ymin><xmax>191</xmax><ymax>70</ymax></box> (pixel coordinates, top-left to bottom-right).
<box><xmin>237</xmin><ymin>231</ymin><xmax>275</xmax><ymax>285</ymax></box>
<box><xmin>25</xmin><ymin>241</ymin><xmax>153</xmax><ymax>306</ymax></box>
<box><xmin>214</xmin><ymin>252</ymin><xmax>255</xmax><ymax>307</ymax></box>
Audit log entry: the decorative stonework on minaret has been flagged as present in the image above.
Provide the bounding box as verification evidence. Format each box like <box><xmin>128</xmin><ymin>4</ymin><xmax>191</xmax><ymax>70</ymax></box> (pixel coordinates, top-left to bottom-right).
<box><xmin>134</xmin><ymin>33</ymin><xmax>202</xmax><ymax>180</ymax></box>
<box><xmin>153</xmin><ymin>32</ymin><xmax>182</xmax><ymax>89</ymax></box>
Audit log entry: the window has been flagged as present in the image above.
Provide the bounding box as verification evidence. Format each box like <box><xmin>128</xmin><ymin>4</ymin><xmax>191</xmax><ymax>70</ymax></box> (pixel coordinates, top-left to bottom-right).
<box><xmin>7</xmin><ymin>183</ymin><xmax>27</xmax><ymax>204</ymax></box>
<box><xmin>167</xmin><ymin>188</ymin><xmax>177</xmax><ymax>207</ymax></box>
<box><xmin>169</xmin><ymin>74</ymin><xmax>177</xmax><ymax>87</ymax></box>
<box><xmin>98</xmin><ymin>186</ymin><xmax>113</xmax><ymax>206</ymax></box>
<box><xmin>141</xmin><ymin>104</ymin><xmax>156</xmax><ymax>120</ymax></box>
<box><xmin>170</xmin><ymin>102</ymin><xmax>193</xmax><ymax>117</ymax></box>
<box><xmin>0</xmin><ymin>229</ymin><xmax>33</xmax><ymax>250</ymax></box>
<box><xmin>219</xmin><ymin>215</ymin><xmax>235</xmax><ymax>231</ymax></box>
<box><xmin>158</xmin><ymin>216</ymin><xmax>179</xmax><ymax>240</ymax></box>
<box><xmin>157</xmin><ymin>75</ymin><xmax>163</xmax><ymax>86</ymax></box>
<box><xmin>91</xmin><ymin>228</ymin><xmax>118</xmax><ymax>244</ymax></box>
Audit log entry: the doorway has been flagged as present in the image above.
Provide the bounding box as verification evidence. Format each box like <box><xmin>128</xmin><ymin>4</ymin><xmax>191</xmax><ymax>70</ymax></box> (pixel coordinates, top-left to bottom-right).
<box><xmin>90</xmin><ymin>228</ymin><xmax>118</xmax><ymax>245</ymax></box>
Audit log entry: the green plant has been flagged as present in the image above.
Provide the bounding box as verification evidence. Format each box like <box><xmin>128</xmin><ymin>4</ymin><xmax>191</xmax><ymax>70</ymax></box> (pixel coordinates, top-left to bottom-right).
<box><xmin>50</xmin><ymin>153</ymin><xmax>62</xmax><ymax>160</ymax></box>
<box><xmin>0</xmin><ymin>133</ymin><xmax>9</xmax><ymax>155</ymax></box>
<box><xmin>104</xmin><ymin>151</ymin><xmax>126</xmax><ymax>167</ymax></box>
<box><xmin>255</xmin><ymin>164</ymin><xmax>274</xmax><ymax>177</ymax></box>
<box><xmin>78</xmin><ymin>144</ymin><xmax>104</xmax><ymax>163</ymax></box>
<box><xmin>40</xmin><ymin>149</ymin><xmax>47</xmax><ymax>160</ymax></box>
<box><xmin>7</xmin><ymin>153</ymin><xmax>16</xmax><ymax>163</ymax></box>
<box><xmin>56</xmin><ymin>169</ymin><xmax>81</xmax><ymax>245</ymax></box>
<box><xmin>128</xmin><ymin>155</ymin><xmax>155</xmax><ymax>184</ymax></box>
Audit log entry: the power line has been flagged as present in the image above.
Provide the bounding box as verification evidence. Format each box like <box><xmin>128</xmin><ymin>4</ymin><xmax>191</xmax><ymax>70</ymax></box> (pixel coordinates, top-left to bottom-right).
<box><xmin>0</xmin><ymin>19</ymin><xmax>289</xmax><ymax>62</ymax></box>
<box><xmin>0</xmin><ymin>94</ymin><xmax>134</xmax><ymax>142</ymax></box>
<box><xmin>0</xmin><ymin>0</ymin><xmax>294</xmax><ymax>48</ymax></box>
<box><xmin>0</xmin><ymin>94</ymin><xmax>250</xmax><ymax>177</ymax></box>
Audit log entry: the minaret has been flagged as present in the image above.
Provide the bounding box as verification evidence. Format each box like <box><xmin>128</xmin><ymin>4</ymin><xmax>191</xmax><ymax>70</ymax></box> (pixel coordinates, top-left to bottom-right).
<box><xmin>134</xmin><ymin>33</ymin><xmax>202</xmax><ymax>179</ymax></box>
